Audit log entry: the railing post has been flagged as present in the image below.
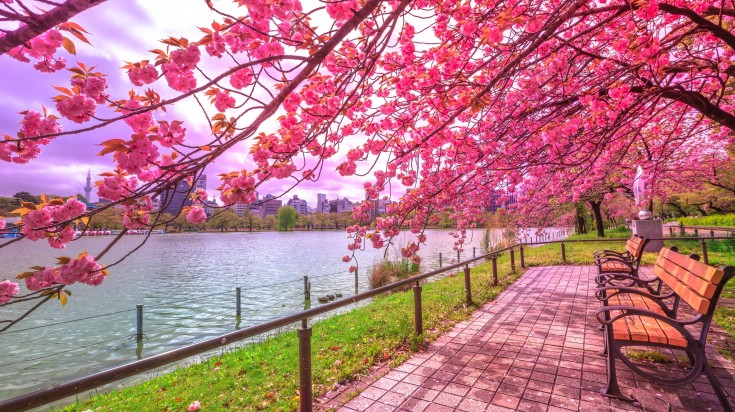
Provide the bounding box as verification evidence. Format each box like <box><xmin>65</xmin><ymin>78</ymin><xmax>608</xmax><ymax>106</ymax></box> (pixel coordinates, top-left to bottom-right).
<box><xmin>679</xmin><ymin>224</ymin><xmax>685</xmax><ymax>235</ymax></box>
<box><xmin>413</xmin><ymin>282</ymin><xmax>423</xmax><ymax>335</ymax></box>
<box><xmin>136</xmin><ymin>304</ymin><xmax>144</xmax><ymax>341</ymax></box>
<box><xmin>298</xmin><ymin>319</ymin><xmax>313</xmax><ymax>412</ymax></box>
<box><xmin>457</xmin><ymin>249</ymin><xmax>461</xmax><ymax>262</ymax></box>
<box><xmin>520</xmin><ymin>244</ymin><xmax>525</xmax><ymax>268</ymax></box>
<box><xmin>701</xmin><ymin>240</ymin><xmax>709</xmax><ymax>265</ymax></box>
<box><xmin>510</xmin><ymin>248</ymin><xmax>515</xmax><ymax>271</ymax></box>
<box><xmin>473</xmin><ymin>247</ymin><xmax>476</xmax><ymax>259</ymax></box>
<box><xmin>439</xmin><ymin>253</ymin><xmax>442</xmax><ymax>268</ymax></box>
<box><xmin>669</xmin><ymin>227</ymin><xmax>674</xmax><ymax>235</ymax></box>
<box><xmin>463</xmin><ymin>265</ymin><xmax>472</xmax><ymax>305</ymax></box>
<box><xmin>561</xmin><ymin>242</ymin><xmax>567</xmax><ymax>264</ymax></box>
<box><xmin>694</xmin><ymin>228</ymin><xmax>699</xmax><ymax>237</ymax></box>
<box><xmin>711</xmin><ymin>229</ymin><xmax>715</xmax><ymax>238</ymax></box>
<box><xmin>236</xmin><ymin>287</ymin><xmax>241</xmax><ymax>317</ymax></box>
<box><xmin>303</xmin><ymin>276</ymin><xmax>310</xmax><ymax>302</ymax></box>
<box><xmin>354</xmin><ymin>267</ymin><xmax>358</xmax><ymax>294</ymax></box>
<box><xmin>492</xmin><ymin>255</ymin><xmax>498</xmax><ymax>286</ymax></box>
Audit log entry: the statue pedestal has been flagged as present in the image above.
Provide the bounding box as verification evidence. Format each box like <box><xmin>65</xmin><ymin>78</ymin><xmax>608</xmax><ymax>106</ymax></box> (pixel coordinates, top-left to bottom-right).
<box><xmin>632</xmin><ymin>219</ymin><xmax>663</xmax><ymax>252</ymax></box>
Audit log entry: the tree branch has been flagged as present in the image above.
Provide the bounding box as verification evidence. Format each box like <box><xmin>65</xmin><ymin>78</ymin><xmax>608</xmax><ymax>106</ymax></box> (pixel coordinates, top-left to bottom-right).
<box><xmin>0</xmin><ymin>0</ymin><xmax>107</xmax><ymax>55</ymax></box>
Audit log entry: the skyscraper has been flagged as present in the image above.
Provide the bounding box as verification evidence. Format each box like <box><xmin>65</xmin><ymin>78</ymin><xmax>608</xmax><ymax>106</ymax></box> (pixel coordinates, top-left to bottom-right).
<box><xmin>84</xmin><ymin>170</ymin><xmax>93</xmax><ymax>202</ymax></box>
<box><xmin>159</xmin><ymin>180</ymin><xmax>193</xmax><ymax>215</ymax></box>
<box><xmin>316</xmin><ymin>193</ymin><xmax>328</xmax><ymax>213</ymax></box>
<box><xmin>195</xmin><ymin>174</ymin><xmax>206</xmax><ymax>191</ymax></box>
<box><xmin>287</xmin><ymin>195</ymin><xmax>308</xmax><ymax>214</ymax></box>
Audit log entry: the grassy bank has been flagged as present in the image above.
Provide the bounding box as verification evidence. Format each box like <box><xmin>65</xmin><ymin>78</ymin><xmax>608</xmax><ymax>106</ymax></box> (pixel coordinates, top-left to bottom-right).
<box><xmin>62</xmin><ymin>255</ymin><xmax>522</xmax><ymax>411</ymax></box>
<box><xmin>675</xmin><ymin>214</ymin><xmax>735</xmax><ymax>227</ymax></box>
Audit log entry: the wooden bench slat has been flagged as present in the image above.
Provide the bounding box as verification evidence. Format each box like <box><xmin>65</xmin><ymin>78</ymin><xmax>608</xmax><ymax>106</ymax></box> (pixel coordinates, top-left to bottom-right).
<box><xmin>654</xmin><ymin>264</ymin><xmax>712</xmax><ymax>314</ymax></box>
<box><xmin>660</xmin><ymin>248</ymin><xmax>724</xmax><ymax>284</ymax></box>
<box><xmin>601</xmin><ymin>261</ymin><xmax>631</xmax><ymax>273</ymax></box>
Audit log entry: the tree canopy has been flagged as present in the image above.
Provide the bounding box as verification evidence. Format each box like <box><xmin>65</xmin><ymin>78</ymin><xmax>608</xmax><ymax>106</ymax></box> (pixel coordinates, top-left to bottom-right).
<box><xmin>277</xmin><ymin>206</ymin><xmax>298</xmax><ymax>231</ymax></box>
<box><xmin>0</xmin><ymin>0</ymin><xmax>733</xmax><ymax>326</ymax></box>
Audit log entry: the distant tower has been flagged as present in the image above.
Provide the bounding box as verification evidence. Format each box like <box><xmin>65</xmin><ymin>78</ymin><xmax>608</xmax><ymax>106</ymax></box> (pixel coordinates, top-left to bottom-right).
<box><xmin>84</xmin><ymin>170</ymin><xmax>92</xmax><ymax>201</ymax></box>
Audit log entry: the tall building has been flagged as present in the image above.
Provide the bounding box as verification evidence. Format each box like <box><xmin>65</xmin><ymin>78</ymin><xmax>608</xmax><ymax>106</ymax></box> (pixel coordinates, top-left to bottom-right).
<box><xmin>195</xmin><ymin>174</ymin><xmax>206</xmax><ymax>191</ymax></box>
<box><xmin>287</xmin><ymin>195</ymin><xmax>308</xmax><ymax>215</ymax></box>
<box><xmin>367</xmin><ymin>198</ymin><xmax>392</xmax><ymax>220</ymax></box>
<box><xmin>328</xmin><ymin>197</ymin><xmax>356</xmax><ymax>213</ymax></box>
<box><xmin>258</xmin><ymin>194</ymin><xmax>282</xmax><ymax>218</ymax></box>
<box><xmin>233</xmin><ymin>203</ymin><xmax>249</xmax><ymax>216</ymax></box>
<box><xmin>159</xmin><ymin>180</ymin><xmax>193</xmax><ymax>215</ymax></box>
<box><xmin>316</xmin><ymin>193</ymin><xmax>329</xmax><ymax>213</ymax></box>
<box><xmin>84</xmin><ymin>170</ymin><xmax>93</xmax><ymax>202</ymax></box>
<box><xmin>203</xmin><ymin>197</ymin><xmax>218</xmax><ymax>216</ymax></box>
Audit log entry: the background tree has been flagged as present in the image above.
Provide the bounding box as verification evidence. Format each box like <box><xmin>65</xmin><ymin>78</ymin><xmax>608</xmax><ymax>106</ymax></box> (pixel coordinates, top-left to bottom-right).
<box><xmin>262</xmin><ymin>215</ymin><xmax>277</xmax><ymax>231</ymax></box>
<box><xmin>207</xmin><ymin>210</ymin><xmax>240</xmax><ymax>232</ymax></box>
<box><xmin>277</xmin><ymin>206</ymin><xmax>297</xmax><ymax>231</ymax></box>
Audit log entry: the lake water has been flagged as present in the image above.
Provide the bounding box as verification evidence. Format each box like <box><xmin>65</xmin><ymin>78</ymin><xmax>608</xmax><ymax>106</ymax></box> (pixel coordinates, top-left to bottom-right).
<box><xmin>0</xmin><ymin>228</ymin><xmax>565</xmax><ymax>402</ymax></box>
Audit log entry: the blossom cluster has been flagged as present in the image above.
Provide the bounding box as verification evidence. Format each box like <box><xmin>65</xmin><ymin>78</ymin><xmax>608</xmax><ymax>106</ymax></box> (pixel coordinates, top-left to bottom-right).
<box><xmin>24</xmin><ymin>254</ymin><xmax>105</xmax><ymax>292</ymax></box>
<box><xmin>163</xmin><ymin>44</ymin><xmax>200</xmax><ymax>92</ymax></box>
<box><xmin>0</xmin><ymin>280</ymin><xmax>19</xmax><ymax>305</ymax></box>
<box><xmin>8</xmin><ymin>29</ymin><xmax>66</xmax><ymax>72</ymax></box>
<box><xmin>55</xmin><ymin>74</ymin><xmax>109</xmax><ymax>124</ymax></box>
<box><xmin>21</xmin><ymin>198</ymin><xmax>86</xmax><ymax>249</ymax></box>
<box><xmin>121</xmin><ymin>197</ymin><xmax>154</xmax><ymax>229</ymax></box>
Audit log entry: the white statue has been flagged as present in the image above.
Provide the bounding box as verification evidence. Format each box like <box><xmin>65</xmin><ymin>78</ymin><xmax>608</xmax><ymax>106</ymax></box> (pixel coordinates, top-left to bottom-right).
<box><xmin>633</xmin><ymin>166</ymin><xmax>652</xmax><ymax>219</ymax></box>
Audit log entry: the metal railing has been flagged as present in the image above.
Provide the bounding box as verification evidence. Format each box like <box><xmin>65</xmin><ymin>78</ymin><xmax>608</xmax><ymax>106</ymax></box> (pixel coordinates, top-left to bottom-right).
<box><xmin>0</xmin><ymin>247</ymin><xmax>514</xmax><ymax>412</ymax></box>
<box><xmin>2</xmin><ymin>229</ymin><xmax>730</xmax><ymax>412</ymax></box>
<box><xmin>666</xmin><ymin>224</ymin><xmax>735</xmax><ymax>238</ymax></box>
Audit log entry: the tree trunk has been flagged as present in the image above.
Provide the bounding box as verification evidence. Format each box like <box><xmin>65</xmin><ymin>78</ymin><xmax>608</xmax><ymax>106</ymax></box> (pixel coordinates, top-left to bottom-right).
<box><xmin>588</xmin><ymin>200</ymin><xmax>605</xmax><ymax>237</ymax></box>
<box><xmin>574</xmin><ymin>203</ymin><xmax>587</xmax><ymax>234</ymax></box>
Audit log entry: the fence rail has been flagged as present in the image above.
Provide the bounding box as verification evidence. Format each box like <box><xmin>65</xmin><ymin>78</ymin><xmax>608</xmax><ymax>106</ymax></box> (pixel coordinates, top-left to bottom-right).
<box><xmin>2</xmin><ymin>228</ymin><xmax>731</xmax><ymax>411</ymax></box>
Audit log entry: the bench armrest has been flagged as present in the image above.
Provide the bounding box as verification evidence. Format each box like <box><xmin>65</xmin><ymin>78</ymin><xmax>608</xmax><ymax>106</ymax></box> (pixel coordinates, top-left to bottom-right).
<box><xmin>594</xmin><ymin>255</ymin><xmax>634</xmax><ymax>267</ymax></box>
<box><xmin>593</xmin><ymin>250</ymin><xmax>629</xmax><ymax>258</ymax></box>
<box><xmin>595</xmin><ymin>273</ymin><xmax>662</xmax><ymax>292</ymax></box>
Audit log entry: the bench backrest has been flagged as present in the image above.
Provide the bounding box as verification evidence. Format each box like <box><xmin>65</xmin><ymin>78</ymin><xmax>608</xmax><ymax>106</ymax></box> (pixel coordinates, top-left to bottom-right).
<box><xmin>653</xmin><ymin>247</ymin><xmax>728</xmax><ymax>315</ymax></box>
<box><xmin>625</xmin><ymin>235</ymin><xmax>647</xmax><ymax>259</ymax></box>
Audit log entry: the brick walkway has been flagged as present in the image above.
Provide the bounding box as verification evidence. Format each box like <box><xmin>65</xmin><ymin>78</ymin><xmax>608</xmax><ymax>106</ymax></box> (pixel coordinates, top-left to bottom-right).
<box><xmin>339</xmin><ymin>266</ymin><xmax>735</xmax><ymax>412</ymax></box>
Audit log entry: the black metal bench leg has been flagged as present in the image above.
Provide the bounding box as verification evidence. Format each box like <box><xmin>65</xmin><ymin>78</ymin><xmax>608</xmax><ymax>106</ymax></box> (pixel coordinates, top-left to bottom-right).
<box><xmin>601</xmin><ymin>338</ymin><xmax>635</xmax><ymax>402</ymax></box>
<box><xmin>702</xmin><ymin>362</ymin><xmax>734</xmax><ymax>412</ymax></box>
<box><xmin>685</xmin><ymin>350</ymin><xmax>696</xmax><ymax>367</ymax></box>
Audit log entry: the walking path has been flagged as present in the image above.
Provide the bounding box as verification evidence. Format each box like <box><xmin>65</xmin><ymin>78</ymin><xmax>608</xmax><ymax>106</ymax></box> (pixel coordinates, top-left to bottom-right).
<box><xmin>339</xmin><ymin>266</ymin><xmax>735</xmax><ymax>412</ymax></box>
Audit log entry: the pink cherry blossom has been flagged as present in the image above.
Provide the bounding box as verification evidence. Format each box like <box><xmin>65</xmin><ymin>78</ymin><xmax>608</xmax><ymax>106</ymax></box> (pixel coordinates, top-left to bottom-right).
<box><xmin>0</xmin><ymin>280</ymin><xmax>19</xmax><ymax>305</ymax></box>
<box><xmin>186</xmin><ymin>206</ymin><xmax>207</xmax><ymax>224</ymax></box>
<box><xmin>187</xmin><ymin>401</ymin><xmax>201</xmax><ymax>412</ymax></box>
<box><xmin>128</xmin><ymin>63</ymin><xmax>159</xmax><ymax>86</ymax></box>
<box><xmin>214</xmin><ymin>91</ymin><xmax>236</xmax><ymax>112</ymax></box>
<box><xmin>56</xmin><ymin>95</ymin><xmax>96</xmax><ymax>123</ymax></box>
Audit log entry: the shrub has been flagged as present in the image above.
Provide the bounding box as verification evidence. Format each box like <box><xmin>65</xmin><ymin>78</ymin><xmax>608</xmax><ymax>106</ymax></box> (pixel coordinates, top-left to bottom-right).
<box><xmin>678</xmin><ymin>214</ymin><xmax>735</xmax><ymax>227</ymax></box>
<box><xmin>368</xmin><ymin>259</ymin><xmax>420</xmax><ymax>289</ymax></box>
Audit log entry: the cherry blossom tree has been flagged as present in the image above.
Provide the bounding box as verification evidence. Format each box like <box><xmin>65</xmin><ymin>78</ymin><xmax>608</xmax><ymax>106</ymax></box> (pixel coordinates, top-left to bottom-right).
<box><xmin>1</xmin><ymin>0</ymin><xmax>734</xmax><ymax>330</ymax></box>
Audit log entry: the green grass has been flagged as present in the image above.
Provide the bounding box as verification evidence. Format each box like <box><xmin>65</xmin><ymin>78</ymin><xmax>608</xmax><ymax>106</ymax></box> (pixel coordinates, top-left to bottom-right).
<box><xmin>62</xmin><ymin>256</ymin><xmax>522</xmax><ymax>411</ymax></box>
<box><xmin>676</xmin><ymin>214</ymin><xmax>735</xmax><ymax>227</ymax></box>
<box><xmin>625</xmin><ymin>349</ymin><xmax>673</xmax><ymax>364</ymax></box>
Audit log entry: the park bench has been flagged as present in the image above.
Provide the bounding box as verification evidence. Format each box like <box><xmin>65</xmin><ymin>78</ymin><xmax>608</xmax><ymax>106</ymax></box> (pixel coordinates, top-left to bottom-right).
<box><xmin>593</xmin><ymin>235</ymin><xmax>649</xmax><ymax>287</ymax></box>
<box><xmin>596</xmin><ymin>247</ymin><xmax>735</xmax><ymax>411</ymax></box>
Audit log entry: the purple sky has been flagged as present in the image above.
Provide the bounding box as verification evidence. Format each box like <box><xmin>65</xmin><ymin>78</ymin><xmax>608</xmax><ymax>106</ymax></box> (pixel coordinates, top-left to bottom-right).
<box><xmin>0</xmin><ymin>0</ymin><xmax>376</xmax><ymax>208</ymax></box>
